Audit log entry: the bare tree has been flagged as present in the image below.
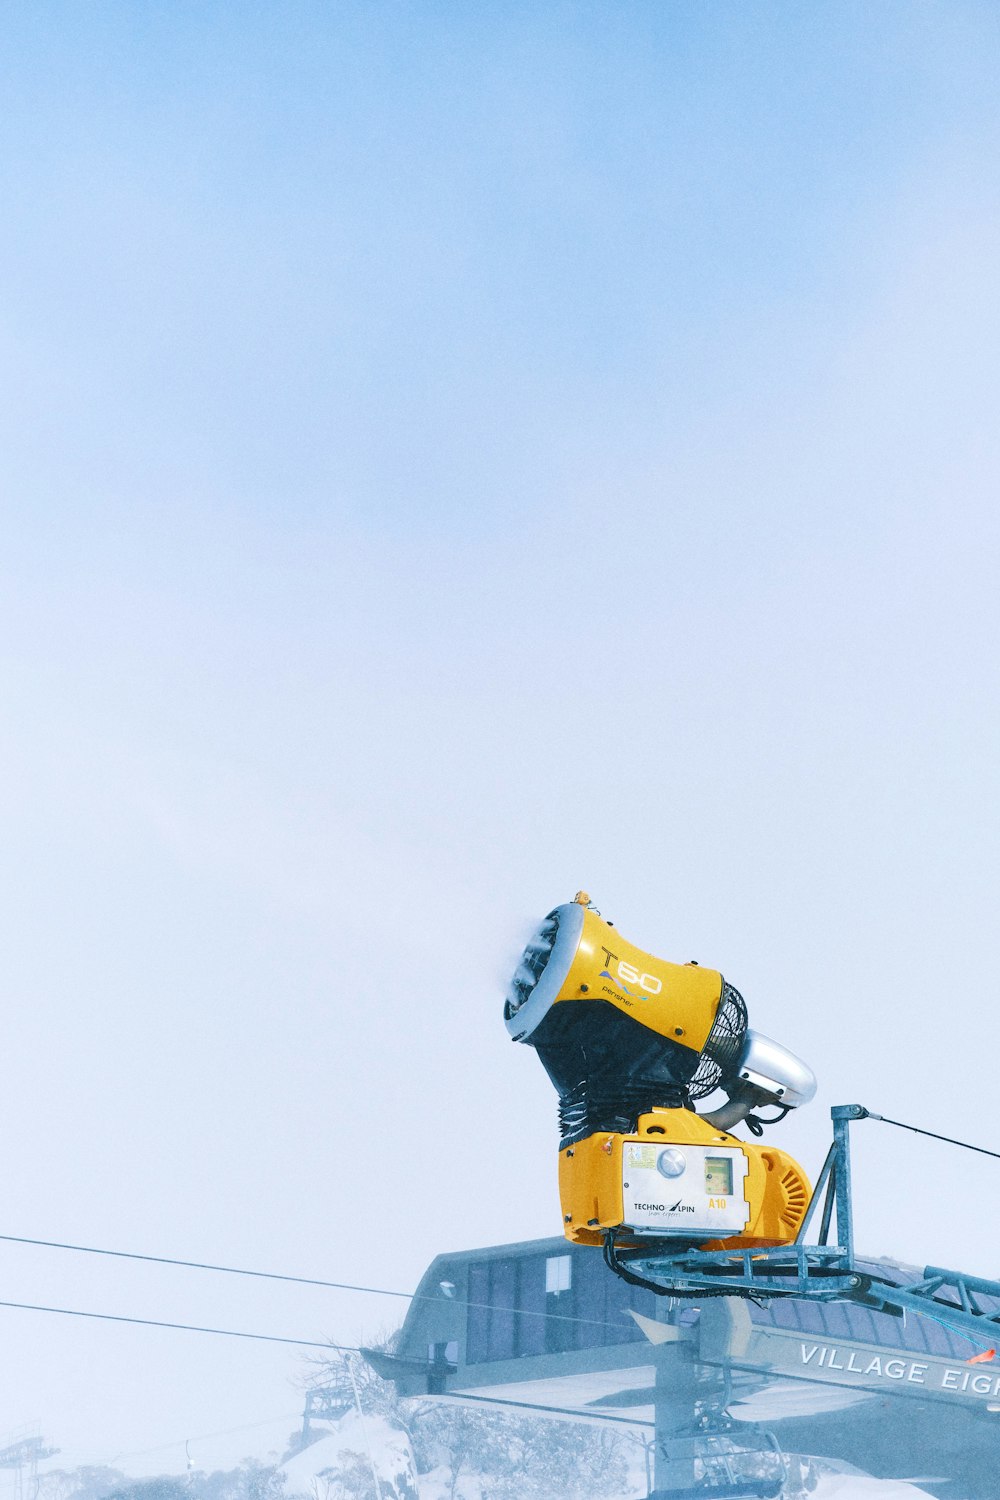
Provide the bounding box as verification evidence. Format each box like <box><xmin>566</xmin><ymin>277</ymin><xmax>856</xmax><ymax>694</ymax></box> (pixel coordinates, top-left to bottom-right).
<box><xmin>303</xmin><ymin>1336</ymin><xmax>629</xmax><ymax>1500</ymax></box>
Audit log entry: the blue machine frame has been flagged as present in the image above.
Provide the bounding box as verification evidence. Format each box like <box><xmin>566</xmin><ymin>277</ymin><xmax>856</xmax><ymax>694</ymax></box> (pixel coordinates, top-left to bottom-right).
<box><xmin>617</xmin><ymin>1105</ymin><xmax>1000</xmax><ymax>1352</ymax></box>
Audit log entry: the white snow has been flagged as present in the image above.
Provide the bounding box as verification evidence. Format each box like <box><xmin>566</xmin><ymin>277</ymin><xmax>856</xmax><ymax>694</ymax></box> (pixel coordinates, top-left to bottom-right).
<box><xmin>280</xmin><ymin>1409</ymin><xmax>940</xmax><ymax>1499</ymax></box>
<box><xmin>281</xmin><ymin>1413</ymin><xmax>418</xmax><ymax>1499</ymax></box>
<box><xmin>810</xmin><ymin>1479</ymin><xmax>936</xmax><ymax>1499</ymax></box>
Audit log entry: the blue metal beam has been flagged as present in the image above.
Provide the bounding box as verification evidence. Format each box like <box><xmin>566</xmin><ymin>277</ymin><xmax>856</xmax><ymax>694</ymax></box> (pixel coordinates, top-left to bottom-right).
<box><xmin>617</xmin><ymin>1105</ymin><xmax>1000</xmax><ymax>1353</ymax></box>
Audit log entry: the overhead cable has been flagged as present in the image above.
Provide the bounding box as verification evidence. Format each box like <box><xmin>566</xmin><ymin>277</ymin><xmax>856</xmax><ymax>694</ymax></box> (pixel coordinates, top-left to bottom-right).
<box><xmin>111</xmin><ymin>1411</ymin><xmax>302</xmax><ymax>1464</ymax></box>
<box><xmin>870</xmin><ymin>1114</ymin><xmax>1000</xmax><ymax>1162</ymax></box>
<box><xmin>0</xmin><ymin>1295</ymin><xmax>358</xmax><ymax>1351</ymax></box>
<box><xmin>0</xmin><ymin>1232</ymin><xmax>399</xmax><ymax>1298</ymax></box>
<box><xmin>0</xmin><ymin>1231</ymin><xmax>610</xmax><ymax>1330</ymax></box>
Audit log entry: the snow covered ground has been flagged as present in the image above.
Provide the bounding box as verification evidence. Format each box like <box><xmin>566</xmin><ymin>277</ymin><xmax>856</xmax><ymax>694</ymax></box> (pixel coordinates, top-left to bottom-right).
<box><xmin>281</xmin><ymin>1414</ymin><xmax>418</xmax><ymax>1499</ymax></box>
<box><xmin>809</xmin><ymin>1480</ymin><xmax>935</xmax><ymax>1499</ymax></box>
<box><xmin>279</xmin><ymin>1410</ymin><xmax>940</xmax><ymax>1499</ymax></box>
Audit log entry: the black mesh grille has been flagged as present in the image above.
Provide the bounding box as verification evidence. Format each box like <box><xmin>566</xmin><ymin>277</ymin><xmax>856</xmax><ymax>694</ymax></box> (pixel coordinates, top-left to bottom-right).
<box><xmin>530</xmin><ymin>1000</ymin><xmax>701</xmax><ymax>1147</ymax></box>
<box><xmin>688</xmin><ymin>980</ymin><xmax>748</xmax><ymax>1101</ymax></box>
<box><xmin>557</xmin><ymin>1078</ymin><xmax>690</xmax><ymax>1144</ymax></box>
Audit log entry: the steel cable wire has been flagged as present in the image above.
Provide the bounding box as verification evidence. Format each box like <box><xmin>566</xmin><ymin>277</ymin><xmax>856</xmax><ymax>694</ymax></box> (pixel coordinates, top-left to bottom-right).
<box><xmin>0</xmin><ymin>1231</ymin><xmax>614</xmax><ymax>1329</ymax></box>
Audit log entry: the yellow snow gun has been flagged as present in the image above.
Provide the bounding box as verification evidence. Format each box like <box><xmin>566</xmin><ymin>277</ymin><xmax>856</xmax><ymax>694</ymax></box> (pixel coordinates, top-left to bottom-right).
<box><xmin>504</xmin><ymin>893</ymin><xmax>815</xmax><ymax>1250</ymax></box>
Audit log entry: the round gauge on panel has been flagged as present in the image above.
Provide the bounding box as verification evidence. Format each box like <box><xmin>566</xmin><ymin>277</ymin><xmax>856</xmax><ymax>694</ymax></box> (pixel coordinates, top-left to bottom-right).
<box><xmin>657</xmin><ymin>1148</ymin><xmax>687</xmax><ymax>1179</ymax></box>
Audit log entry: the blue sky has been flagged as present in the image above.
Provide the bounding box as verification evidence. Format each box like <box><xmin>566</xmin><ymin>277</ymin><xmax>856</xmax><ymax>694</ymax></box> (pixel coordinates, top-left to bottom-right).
<box><xmin>3</xmin><ymin>1</ymin><xmax>997</xmax><ymax>525</ymax></box>
<box><xmin>1</xmin><ymin>0</ymin><xmax>999</xmax><ymax>1470</ymax></box>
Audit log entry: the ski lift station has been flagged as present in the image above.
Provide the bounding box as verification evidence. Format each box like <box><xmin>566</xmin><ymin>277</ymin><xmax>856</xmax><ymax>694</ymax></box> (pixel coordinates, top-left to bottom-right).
<box><xmin>367</xmin><ymin>1235</ymin><xmax>999</xmax><ymax>1498</ymax></box>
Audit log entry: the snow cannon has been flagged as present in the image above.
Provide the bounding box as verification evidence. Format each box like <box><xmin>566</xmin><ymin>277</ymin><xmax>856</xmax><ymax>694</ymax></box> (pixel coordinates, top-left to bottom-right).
<box><xmin>504</xmin><ymin>893</ymin><xmax>816</xmax><ymax>1250</ymax></box>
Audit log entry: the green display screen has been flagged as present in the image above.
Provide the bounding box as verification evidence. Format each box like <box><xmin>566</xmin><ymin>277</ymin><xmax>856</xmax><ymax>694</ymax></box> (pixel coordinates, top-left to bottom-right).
<box><xmin>704</xmin><ymin>1156</ymin><xmax>733</xmax><ymax>1195</ymax></box>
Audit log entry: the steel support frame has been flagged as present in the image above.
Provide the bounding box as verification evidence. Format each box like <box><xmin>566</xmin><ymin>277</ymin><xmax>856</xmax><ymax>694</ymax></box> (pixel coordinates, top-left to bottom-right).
<box><xmin>622</xmin><ymin>1104</ymin><xmax>1000</xmax><ymax>1351</ymax></box>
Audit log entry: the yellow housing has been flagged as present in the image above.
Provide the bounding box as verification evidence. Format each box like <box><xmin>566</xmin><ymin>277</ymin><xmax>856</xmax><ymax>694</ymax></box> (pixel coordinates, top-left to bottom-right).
<box><xmin>506</xmin><ymin>894</ymin><xmax>813</xmax><ymax>1254</ymax></box>
<box><xmin>552</xmin><ymin>907</ymin><xmax>723</xmax><ymax>1055</ymax></box>
<box><xmin>559</xmin><ymin>1108</ymin><xmax>811</xmax><ymax>1250</ymax></box>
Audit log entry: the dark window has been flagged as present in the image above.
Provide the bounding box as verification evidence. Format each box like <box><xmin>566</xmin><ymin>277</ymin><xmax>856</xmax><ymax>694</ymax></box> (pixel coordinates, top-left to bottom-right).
<box><xmin>466</xmin><ymin>1261</ymin><xmax>490</xmax><ymax>1363</ymax></box>
<box><xmin>465</xmin><ymin>1256</ymin><xmax>534</xmax><ymax>1363</ymax></box>
<box><xmin>572</xmin><ymin>1244</ymin><xmax>657</xmax><ymax>1348</ymax></box>
<box><xmin>518</xmin><ymin>1251</ymin><xmax>548</xmax><ymax>1358</ymax></box>
<box><xmin>465</xmin><ymin>1249</ymin><xmax>659</xmax><ymax>1364</ymax></box>
<box><xmin>490</xmin><ymin>1257</ymin><xmax>517</xmax><ymax>1361</ymax></box>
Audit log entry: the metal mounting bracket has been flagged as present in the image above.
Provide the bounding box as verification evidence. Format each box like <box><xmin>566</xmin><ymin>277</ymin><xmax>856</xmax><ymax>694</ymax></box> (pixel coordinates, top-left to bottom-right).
<box><xmin>612</xmin><ymin>1105</ymin><xmax>1000</xmax><ymax>1351</ymax></box>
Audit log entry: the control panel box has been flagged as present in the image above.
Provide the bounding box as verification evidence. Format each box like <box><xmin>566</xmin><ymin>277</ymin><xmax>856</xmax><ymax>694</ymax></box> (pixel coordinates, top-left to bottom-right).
<box><xmin>621</xmin><ymin>1141</ymin><xmax>750</xmax><ymax>1236</ymax></box>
